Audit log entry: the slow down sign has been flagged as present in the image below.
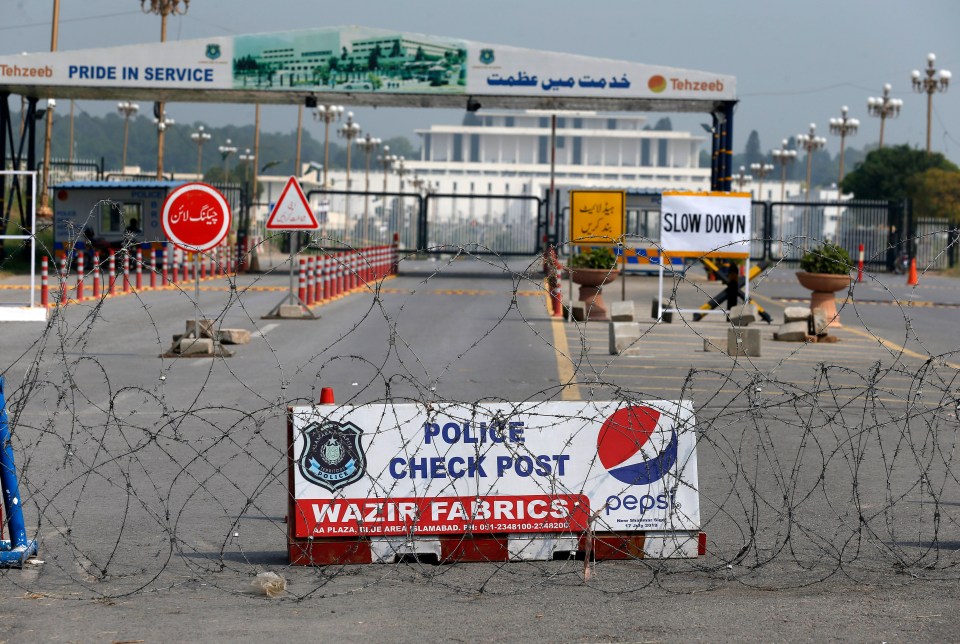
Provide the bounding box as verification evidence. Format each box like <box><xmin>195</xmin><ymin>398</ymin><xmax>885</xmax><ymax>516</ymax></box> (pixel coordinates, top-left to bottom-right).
<box><xmin>659</xmin><ymin>191</ymin><xmax>751</xmax><ymax>258</ymax></box>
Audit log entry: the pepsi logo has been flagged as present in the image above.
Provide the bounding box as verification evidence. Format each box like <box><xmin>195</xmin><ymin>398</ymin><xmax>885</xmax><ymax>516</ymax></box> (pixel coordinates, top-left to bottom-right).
<box><xmin>597</xmin><ymin>406</ymin><xmax>677</xmax><ymax>485</ymax></box>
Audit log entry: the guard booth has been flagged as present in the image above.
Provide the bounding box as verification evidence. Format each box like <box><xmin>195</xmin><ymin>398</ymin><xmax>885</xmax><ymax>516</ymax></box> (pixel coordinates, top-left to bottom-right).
<box><xmin>52</xmin><ymin>180</ymin><xmax>184</xmax><ymax>260</ymax></box>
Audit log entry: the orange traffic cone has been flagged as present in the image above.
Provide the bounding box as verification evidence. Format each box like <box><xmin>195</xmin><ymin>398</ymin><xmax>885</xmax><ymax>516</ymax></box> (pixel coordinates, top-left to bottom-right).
<box><xmin>906</xmin><ymin>258</ymin><xmax>918</xmax><ymax>286</ymax></box>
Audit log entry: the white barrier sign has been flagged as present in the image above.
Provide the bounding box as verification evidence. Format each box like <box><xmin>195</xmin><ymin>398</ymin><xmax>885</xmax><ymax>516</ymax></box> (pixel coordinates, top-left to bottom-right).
<box><xmin>660</xmin><ymin>191</ymin><xmax>751</xmax><ymax>256</ymax></box>
<box><xmin>291</xmin><ymin>400</ymin><xmax>699</xmax><ymax>538</ymax></box>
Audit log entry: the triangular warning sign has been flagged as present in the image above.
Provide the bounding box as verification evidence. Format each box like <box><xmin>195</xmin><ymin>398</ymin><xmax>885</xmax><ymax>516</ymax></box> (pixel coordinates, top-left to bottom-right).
<box><xmin>265</xmin><ymin>177</ymin><xmax>320</xmax><ymax>230</ymax></box>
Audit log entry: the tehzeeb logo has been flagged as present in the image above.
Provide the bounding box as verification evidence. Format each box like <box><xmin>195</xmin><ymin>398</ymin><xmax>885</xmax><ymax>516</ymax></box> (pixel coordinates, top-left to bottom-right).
<box><xmin>298</xmin><ymin>420</ymin><xmax>367</xmax><ymax>492</ymax></box>
<box><xmin>597</xmin><ymin>406</ymin><xmax>677</xmax><ymax>485</ymax></box>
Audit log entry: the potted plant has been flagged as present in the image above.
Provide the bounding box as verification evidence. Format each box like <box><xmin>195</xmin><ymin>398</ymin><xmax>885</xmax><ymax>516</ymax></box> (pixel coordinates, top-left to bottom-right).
<box><xmin>796</xmin><ymin>243</ymin><xmax>852</xmax><ymax>328</ymax></box>
<box><xmin>568</xmin><ymin>247</ymin><xmax>620</xmax><ymax>320</ymax></box>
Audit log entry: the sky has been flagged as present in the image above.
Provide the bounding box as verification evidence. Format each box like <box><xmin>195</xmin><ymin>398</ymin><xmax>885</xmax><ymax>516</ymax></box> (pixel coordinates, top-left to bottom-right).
<box><xmin>3</xmin><ymin>0</ymin><xmax>959</xmax><ymax>165</ymax></box>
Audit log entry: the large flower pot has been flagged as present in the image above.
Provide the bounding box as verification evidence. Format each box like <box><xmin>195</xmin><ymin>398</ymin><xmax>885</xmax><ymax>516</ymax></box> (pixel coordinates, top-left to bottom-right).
<box><xmin>570</xmin><ymin>268</ymin><xmax>619</xmax><ymax>320</ymax></box>
<box><xmin>796</xmin><ymin>271</ymin><xmax>851</xmax><ymax>328</ymax></box>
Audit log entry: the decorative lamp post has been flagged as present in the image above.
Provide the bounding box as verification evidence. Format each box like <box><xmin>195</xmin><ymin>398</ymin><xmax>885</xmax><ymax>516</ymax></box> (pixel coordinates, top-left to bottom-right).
<box><xmin>141</xmin><ymin>0</ymin><xmax>190</xmax><ymax>178</ymax></box>
<box><xmin>218</xmin><ymin>138</ymin><xmax>237</xmax><ymax>180</ymax></box>
<box><xmin>733</xmin><ymin>165</ymin><xmax>752</xmax><ymax>192</ymax></box>
<box><xmin>750</xmin><ymin>162</ymin><xmax>775</xmax><ymax>201</ymax></box>
<box><xmin>829</xmin><ymin>106</ymin><xmax>859</xmax><ymax>186</ymax></box>
<box><xmin>313</xmin><ymin>104</ymin><xmax>343</xmax><ymax>188</ymax></box>
<box><xmin>239</xmin><ymin>148</ymin><xmax>255</xmax><ymax>197</ymax></box>
<box><xmin>153</xmin><ymin>114</ymin><xmax>174</xmax><ymax>177</ymax></box>
<box><xmin>378</xmin><ymin>146</ymin><xmax>393</xmax><ymax>193</ymax></box>
<box><xmin>190</xmin><ymin>125</ymin><xmax>211</xmax><ymax>177</ymax></box>
<box><xmin>117</xmin><ymin>102</ymin><xmax>140</xmax><ymax>170</ymax></box>
<box><xmin>867</xmin><ymin>84</ymin><xmax>903</xmax><ymax>149</ymax></box>
<box><xmin>911</xmin><ymin>53</ymin><xmax>951</xmax><ymax>153</ymax></box>
<box><xmin>394</xmin><ymin>156</ymin><xmax>408</xmax><ymax>236</ymax></box>
<box><xmin>771</xmin><ymin>139</ymin><xmax>798</xmax><ymax>202</ymax></box>
<box><xmin>338</xmin><ymin>112</ymin><xmax>361</xmax><ymax>224</ymax></box>
<box><xmin>356</xmin><ymin>134</ymin><xmax>380</xmax><ymax>242</ymax></box>
<box><xmin>796</xmin><ymin>124</ymin><xmax>826</xmax><ymax>201</ymax></box>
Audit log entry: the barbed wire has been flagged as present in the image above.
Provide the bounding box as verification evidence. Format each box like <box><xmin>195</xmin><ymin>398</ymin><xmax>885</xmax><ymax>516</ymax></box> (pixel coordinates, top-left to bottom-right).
<box><xmin>0</xmin><ymin>222</ymin><xmax>958</xmax><ymax>602</ymax></box>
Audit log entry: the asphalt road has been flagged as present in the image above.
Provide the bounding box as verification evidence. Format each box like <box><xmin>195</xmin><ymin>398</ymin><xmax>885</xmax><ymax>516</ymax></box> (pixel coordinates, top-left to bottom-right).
<box><xmin>0</xmin><ymin>255</ymin><xmax>958</xmax><ymax>643</ymax></box>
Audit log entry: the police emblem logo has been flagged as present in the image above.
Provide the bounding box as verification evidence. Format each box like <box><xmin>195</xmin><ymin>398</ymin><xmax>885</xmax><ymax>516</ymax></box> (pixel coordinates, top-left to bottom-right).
<box><xmin>205</xmin><ymin>44</ymin><xmax>221</xmax><ymax>61</ymax></box>
<box><xmin>297</xmin><ymin>420</ymin><xmax>366</xmax><ymax>492</ymax></box>
<box><xmin>479</xmin><ymin>49</ymin><xmax>495</xmax><ymax>65</ymax></box>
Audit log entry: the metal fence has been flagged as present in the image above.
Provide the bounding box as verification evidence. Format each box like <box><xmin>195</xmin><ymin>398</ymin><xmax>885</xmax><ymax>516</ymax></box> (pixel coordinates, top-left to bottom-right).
<box><xmin>423</xmin><ymin>192</ymin><xmax>543</xmax><ymax>255</ymax></box>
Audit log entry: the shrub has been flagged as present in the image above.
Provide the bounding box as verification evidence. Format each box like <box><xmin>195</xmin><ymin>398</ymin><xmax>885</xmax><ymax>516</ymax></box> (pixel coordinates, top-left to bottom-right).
<box><xmin>569</xmin><ymin>247</ymin><xmax>618</xmax><ymax>270</ymax></box>
<box><xmin>799</xmin><ymin>243</ymin><xmax>852</xmax><ymax>275</ymax></box>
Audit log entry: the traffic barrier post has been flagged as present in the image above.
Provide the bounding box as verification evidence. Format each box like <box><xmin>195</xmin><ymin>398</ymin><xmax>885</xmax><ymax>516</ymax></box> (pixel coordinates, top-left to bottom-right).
<box><xmin>123</xmin><ymin>251</ymin><xmax>131</xmax><ymax>293</ymax></box>
<box><xmin>392</xmin><ymin>233</ymin><xmax>399</xmax><ymax>275</ymax></box>
<box><xmin>92</xmin><ymin>253</ymin><xmax>101</xmax><ymax>299</ymax></box>
<box><xmin>306</xmin><ymin>256</ymin><xmax>315</xmax><ymax>306</ymax></box>
<box><xmin>76</xmin><ymin>251</ymin><xmax>85</xmax><ymax>301</ymax></box>
<box><xmin>298</xmin><ymin>258</ymin><xmax>307</xmax><ymax>304</ymax></box>
<box><xmin>313</xmin><ymin>255</ymin><xmax>322</xmax><ymax>304</ymax></box>
<box><xmin>135</xmin><ymin>248</ymin><xmax>143</xmax><ymax>291</ymax></box>
<box><xmin>58</xmin><ymin>256</ymin><xmax>68</xmax><ymax>304</ymax></box>
<box><xmin>150</xmin><ymin>250</ymin><xmax>157</xmax><ymax>289</ymax></box>
<box><xmin>108</xmin><ymin>254</ymin><xmax>116</xmax><ymax>294</ymax></box>
<box><xmin>857</xmin><ymin>243</ymin><xmax>864</xmax><ymax>283</ymax></box>
<box><xmin>40</xmin><ymin>256</ymin><xmax>48</xmax><ymax>308</ymax></box>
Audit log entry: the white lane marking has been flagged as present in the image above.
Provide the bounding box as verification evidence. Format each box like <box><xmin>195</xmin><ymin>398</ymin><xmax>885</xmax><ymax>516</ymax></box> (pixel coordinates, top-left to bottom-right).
<box><xmin>253</xmin><ymin>323</ymin><xmax>278</xmax><ymax>339</ymax></box>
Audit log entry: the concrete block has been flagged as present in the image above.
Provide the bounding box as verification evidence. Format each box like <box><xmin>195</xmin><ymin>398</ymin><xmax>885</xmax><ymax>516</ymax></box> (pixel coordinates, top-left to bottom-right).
<box><xmin>609</xmin><ymin>322</ymin><xmax>642</xmax><ymax>355</ymax></box>
<box><xmin>217</xmin><ymin>328</ymin><xmax>252</xmax><ymax>345</ymax></box>
<box><xmin>811</xmin><ymin>309</ymin><xmax>829</xmax><ymax>335</ymax></box>
<box><xmin>176</xmin><ymin>337</ymin><xmax>214</xmax><ymax>355</ymax></box>
<box><xmin>729</xmin><ymin>303</ymin><xmax>759</xmax><ymax>327</ymax></box>
<box><xmin>570</xmin><ymin>301</ymin><xmax>587</xmax><ymax>322</ymax></box>
<box><xmin>279</xmin><ymin>304</ymin><xmax>305</xmax><ymax>319</ymax></box>
<box><xmin>651</xmin><ymin>299</ymin><xmax>673</xmax><ymax>323</ymax></box>
<box><xmin>727</xmin><ymin>327</ymin><xmax>761</xmax><ymax>357</ymax></box>
<box><xmin>774</xmin><ymin>321</ymin><xmax>809</xmax><ymax>342</ymax></box>
<box><xmin>186</xmin><ymin>319</ymin><xmax>216</xmax><ymax>338</ymax></box>
<box><xmin>783</xmin><ymin>306</ymin><xmax>811</xmax><ymax>323</ymax></box>
<box><xmin>610</xmin><ymin>300</ymin><xmax>635</xmax><ymax>322</ymax></box>
<box><xmin>703</xmin><ymin>338</ymin><xmax>722</xmax><ymax>352</ymax></box>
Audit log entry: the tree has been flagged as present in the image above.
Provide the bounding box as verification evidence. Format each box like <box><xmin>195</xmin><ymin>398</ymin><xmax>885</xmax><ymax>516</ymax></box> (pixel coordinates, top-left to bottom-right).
<box><xmin>907</xmin><ymin>168</ymin><xmax>960</xmax><ymax>224</ymax></box>
<box><xmin>840</xmin><ymin>144</ymin><xmax>958</xmax><ymax>200</ymax></box>
<box><xmin>743</xmin><ymin>130</ymin><xmax>762</xmax><ymax>167</ymax></box>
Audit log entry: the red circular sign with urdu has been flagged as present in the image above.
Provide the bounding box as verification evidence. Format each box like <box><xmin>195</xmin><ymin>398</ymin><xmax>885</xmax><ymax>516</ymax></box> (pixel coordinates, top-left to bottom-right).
<box><xmin>161</xmin><ymin>183</ymin><xmax>232</xmax><ymax>252</ymax></box>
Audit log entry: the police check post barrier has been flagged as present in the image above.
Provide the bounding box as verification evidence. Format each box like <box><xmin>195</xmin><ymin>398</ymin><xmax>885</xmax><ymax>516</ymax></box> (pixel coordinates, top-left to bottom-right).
<box><xmin>288</xmin><ymin>400</ymin><xmax>701</xmax><ymax>564</ymax></box>
<box><xmin>657</xmin><ymin>191</ymin><xmax>752</xmax><ymax>321</ymax></box>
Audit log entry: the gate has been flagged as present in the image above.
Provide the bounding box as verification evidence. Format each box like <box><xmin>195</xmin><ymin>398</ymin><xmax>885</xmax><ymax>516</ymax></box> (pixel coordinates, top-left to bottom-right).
<box><xmin>760</xmin><ymin>199</ymin><xmax>909</xmax><ymax>270</ymax></box>
<box><xmin>422</xmin><ymin>192</ymin><xmax>543</xmax><ymax>256</ymax></box>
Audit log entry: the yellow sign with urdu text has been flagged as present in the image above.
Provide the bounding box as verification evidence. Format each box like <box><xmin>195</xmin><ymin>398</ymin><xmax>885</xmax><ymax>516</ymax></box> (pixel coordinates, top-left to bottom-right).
<box><xmin>570</xmin><ymin>190</ymin><xmax>625</xmax><ymax>244</ymax></box>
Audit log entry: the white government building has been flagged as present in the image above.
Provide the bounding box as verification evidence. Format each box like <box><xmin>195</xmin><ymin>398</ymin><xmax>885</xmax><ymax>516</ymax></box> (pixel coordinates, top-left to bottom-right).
<box><xmin>256</xmin><ymin>110</ymin><xmax>803</xmax><ymax>246</ymax></box>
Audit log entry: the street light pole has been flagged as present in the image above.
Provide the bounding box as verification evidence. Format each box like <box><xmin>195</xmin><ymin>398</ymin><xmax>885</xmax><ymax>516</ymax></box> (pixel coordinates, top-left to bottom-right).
<box><xmin>867</xmin><ymin>84</ymin><xmax>903</xmax><ymax>149</ymax></box>
<box><xmin>141</xmin><ymin>0</ymin><xmax>190</xmax><ymax>179</ymax></box>
<box><xmin>750</xmin><ymin>162</ymin><xmax>775</xmax><ymax>201</ymax></box>
<box><xmin>39</xmin><ymin>0</ymin><xmax>61</xmax><ymax>214</ymax></box>
<box><xmin>338</xmin><ymin>112</ymin><xmax>361</xmax><ymax>227</ymax></box>
<box><xmin>117</xmin><ymin>102</ymin><xmax>140</xmax><ymax>170</ymax></box>
<box><xmin>190</xmin><ymin>125</ymin><xmax>211</xmax><ymax>178</ymax></box>
<box><xmin>313</xmin><ymin>105</ymin><xmax>343</xmax><ymax>188</ymax></box>
<box><xmin>379</xmin><ymin>146</ymin><xmax>393</xmax><ymax>194</ymax></box>
<box><xmin>239</xmin><ymin>148</ymin><xmax>255</xmax><ymax>206</ymax></box>
<box><xmin>911</xmin><ymin>53</ymin><xmax>951</xmax><ymax>154</ymax></box>
<box><xmin>356</xmin><ymin>134</ymin><xmax>380</xmax><ymax>243</ymax></box>
<box><xmin>771</xmin><ymin>139</ymin><xmax>797</xmax><ymax>202</ymax></box>
<box><xmin>829</xmin><ymin>106</ymin><xmax>859</xmax><ymax>188</ymax></box>
<box><xmin>394</xmin><ymin>156</ymin><xmax>407</xmax><ymax>239</ymax></box>
<box><xmin>796</xmin><ymin>124</ymin><xmax>826</xmax><ymax>201</ymax></box>
<box><xmin>218</xmin><ymin>138</ymin><xmax>237</xmax><ymax>180</ymax></box>
<box><xmin>153</xmin><ymin>114</ymin><xmax>174</xmax><ymax>177</ymax></box>
<box><xmin>733</xmin><ymin>165</ymin><xmax>752</xmax><ymax>192</ymax></box>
